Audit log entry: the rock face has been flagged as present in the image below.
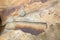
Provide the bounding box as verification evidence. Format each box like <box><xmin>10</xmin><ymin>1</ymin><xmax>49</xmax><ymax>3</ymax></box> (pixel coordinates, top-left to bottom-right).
<box><xmin>0</xmin><ymin>23</ymin><xmax>60</xmax><ymax>40</ymax></box>
<box><xmin>0</xmin><ymin>0</ymin><xmax>60</xmax><ymax>40</ymax></box>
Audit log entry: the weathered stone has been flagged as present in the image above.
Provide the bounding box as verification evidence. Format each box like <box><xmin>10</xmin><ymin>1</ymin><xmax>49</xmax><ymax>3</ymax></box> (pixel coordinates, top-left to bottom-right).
<box><xmin>0</xmin><ymin>0</ymin><xmax>60</xmax><ymax>40</ymax></box>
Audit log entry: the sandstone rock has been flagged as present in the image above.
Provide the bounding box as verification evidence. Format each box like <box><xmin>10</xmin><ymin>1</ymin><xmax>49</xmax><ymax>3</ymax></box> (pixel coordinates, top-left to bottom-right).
<box><xmin>0</xmin><ymin>0</ymin><xmax>60</xmax><ymax>40</ymax></box>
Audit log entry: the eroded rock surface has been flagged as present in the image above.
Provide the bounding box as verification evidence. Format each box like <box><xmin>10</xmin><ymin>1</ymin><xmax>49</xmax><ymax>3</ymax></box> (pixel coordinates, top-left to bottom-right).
<box><xmin>0</xmin><ymin>0</ymin><xmax>60</xmax><ymax>40</ymax></box>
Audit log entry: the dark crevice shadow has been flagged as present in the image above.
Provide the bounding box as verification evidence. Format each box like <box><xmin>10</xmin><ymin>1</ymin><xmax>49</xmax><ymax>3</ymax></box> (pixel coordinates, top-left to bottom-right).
<box><xmin>40</xmin><ymin>0</ymin><xmax>47</xmax><ymax>3</ymax></box>
<box><xmin>15</xmin><ymin>27</ymin><xmax>44</xmax><ymax>35</ymax></box>
<box><xmin>0</xmin><ymin>17</ymin><xmax>5</xmax><ymax>35</ymax></box>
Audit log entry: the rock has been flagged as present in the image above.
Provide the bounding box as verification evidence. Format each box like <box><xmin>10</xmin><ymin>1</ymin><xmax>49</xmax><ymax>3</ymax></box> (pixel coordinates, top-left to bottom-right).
<box><xmin>0</xmin><ymin>0</ymin><xmax>60</xmax><ymax>40</ymax></box>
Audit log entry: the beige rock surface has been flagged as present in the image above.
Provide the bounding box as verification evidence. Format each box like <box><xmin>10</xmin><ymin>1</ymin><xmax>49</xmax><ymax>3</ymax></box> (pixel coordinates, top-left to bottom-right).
<box><xmin>0</xmin><ymin>23</ymin><xmax>60</xmax><ymax>40</ymax></box>
<box><xmin>0</xmin><ymin>0</ymin><xmax>60</xmax><ymax>40</ymax></box>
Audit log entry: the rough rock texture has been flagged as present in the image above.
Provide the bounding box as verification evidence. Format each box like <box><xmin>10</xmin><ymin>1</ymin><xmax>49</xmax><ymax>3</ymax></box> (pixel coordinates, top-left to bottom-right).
<box><xmin>0</xmin><ymin>23</ymin><xmax>60</xmax><ymax>40</ymax></box>
<box><xmin>0</xmin><ymin>0</ymin><xmax>60</xmax><ymax>40</ymax></box>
